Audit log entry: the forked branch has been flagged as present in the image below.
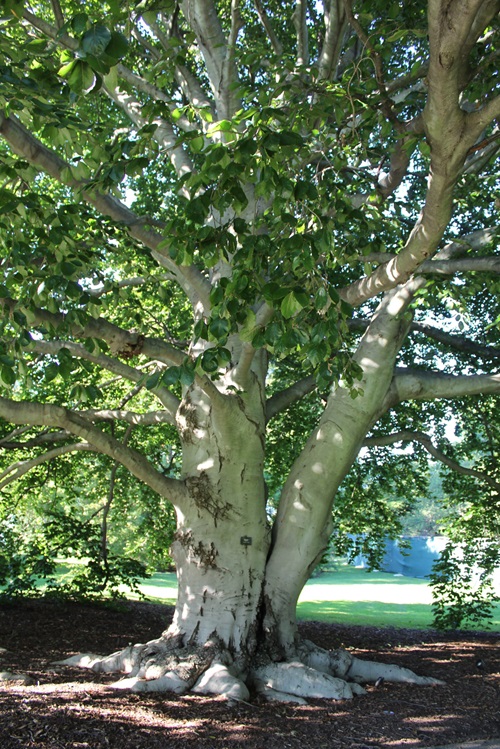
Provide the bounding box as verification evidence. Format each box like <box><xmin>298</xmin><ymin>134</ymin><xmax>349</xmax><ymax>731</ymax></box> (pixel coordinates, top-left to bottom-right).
<box><xmin>0</xmin><ymin>397</ymin><xmax>187</xmax><ymax>504</ymax></box>
<box><xmin>0</xmin><ymin>442</ymin><xmax>94</xmax><ymax>491</ymax></box>
<box><xmin>364</xmin><ymin>429</ymin><xmax>500</xmax><ymax>493</ymax></box>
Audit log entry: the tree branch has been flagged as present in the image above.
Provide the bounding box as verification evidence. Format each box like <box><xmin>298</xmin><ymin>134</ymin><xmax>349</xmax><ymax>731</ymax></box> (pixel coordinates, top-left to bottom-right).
<box><xmin>100</xmin><ymin>425</ymin><xmax>133</xmax><ymax>568</ymax></box>
<box><xmin>469</xmin><ymin>95</ymin><xmax>500</xmax><ymax>140</ymax></box>
<box><xmin>364</xmin><ymin>429</ymin><xmax>500</xmax><ymax>493</ymax></box>
<box><xmin>317</xmin><ymin>0</ymin><xmax>347</xmax><ymax>80</ymax></box>
<box><xmin>339</xmin><ymin>187</ymin><xmax>499</xmax><ymax>307</ymax></box>
<box><xmin>376</xmin><ymin>137</ymin><xmax>414</xmax><ymax>200</ymax></box>
<box><xmin>230</xmin><ymin>302</ymin><xmax>274</xmax><ymax>385</ymax></box>
<box><xmin>0</xmin><ymin>429</ymin><xmax>71</xmax><ymax>449</ymax></box>
<box><xmin>80</xmin><ymin>409</ymin><xmax>176</xmax><ymax>426</ymax></box>
<box><xmin>0</xmin><ymin>442</ymin><xmax>94</xmax><ymax>491</ymax></box>
<box><xmin>180</xmin><ymin>0</ymin><xmax>238</xmax><ymax>118</ymax></box>
<box><xmin>50</xmin><ymin>0</ymin><xmax>64</xmax><ymax>28</ymax></box>
<box><xmin>412</xmin><ymin>323</ymin><xmax>500</xmax><ymax>360</ymax></box>
<box><xmin>341</xmin><ymin>3</ymin><xmax>500</xmax><ymax>306</ymax></box>
<box><xmin>390</xmin><ymin>370</ymin><xmax>500</xmax><ymax>404</ymax></box>
<box><xmin>266</xmin><ymin>376</ymin><xmax>317</xmax><ymax>421</ymax></box>
<box><xmin>292</xmin><ymin>0</ymin><xmax>309</xmax><ymax>66</ymax></box>
<box><xmin>28</xmin><ymin>339</ymin><xmax>180</xmax><ymax>418</ymax></box>
<box><xmin>0</xmin><ymin>113</ymin><xmax>211</xmax><ymax>312</ymax></box>
<box><xmin>339</xmin><ymin>172</ymin><xmax>456</xmax><ymax>306</ymax></box>
<box><xmin>421</xmin><ymin>256</ymin><xmax>500</xmax><ymax>275</ymax></box>
<box><xmin>253</xmin><ymin>0</ymin><xmax>283</xmax><ymax>56</ymax></box>
<box><xmin>0</xmin><ymin>397</ymin><xmax>187</xmax><ymax>504</ymax></box>
<box><xmin>102</xmin><ymin>79</ymin><xmax>195</xmax><ymax>182</ymax></box>
<box><xmin>114</xmin><ymin>64</ymin><xmax>199</xmax><ymax>132</ymax></box>
<box><xmin>22</xmin><ymin>10</ymin><xmax>200</xmax><ymax>171</ymax></box>
<box><xmin>17</xmin><ymin>299</ymin><xmax>185</xmax><ymax>365</ymax></box>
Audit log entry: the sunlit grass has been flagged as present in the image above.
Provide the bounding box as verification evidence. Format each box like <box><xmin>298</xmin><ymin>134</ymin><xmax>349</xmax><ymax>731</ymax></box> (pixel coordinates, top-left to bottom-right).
<box><xmin>134</xmin><ymin>565</ymin><xmax>500</xmax><ymax>631</ymax></box>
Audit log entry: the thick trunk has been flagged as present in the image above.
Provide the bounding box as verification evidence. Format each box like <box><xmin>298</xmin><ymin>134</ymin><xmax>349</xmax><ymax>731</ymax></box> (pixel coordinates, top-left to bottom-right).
<box><xmin>57</xmin><ymin>295</ymin><xmax>444</xmax><ymax>699</ymax></box>
<box><xmin>167</xmin><ymin>379</ymin><xmax>270</xmax><ymax>656</ymax></box>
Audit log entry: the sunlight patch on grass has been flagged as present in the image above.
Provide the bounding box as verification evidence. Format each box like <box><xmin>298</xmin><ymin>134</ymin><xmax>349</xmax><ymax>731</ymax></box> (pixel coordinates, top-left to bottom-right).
<box><xmin>136</xmin><ymin>571</ymin><xmax>177</xmax><ymax>603</ymax></box>
<box><xmin>131</xmin><ymin>566</ymin><xmax>500</xmax><ymax>630</ymax></box>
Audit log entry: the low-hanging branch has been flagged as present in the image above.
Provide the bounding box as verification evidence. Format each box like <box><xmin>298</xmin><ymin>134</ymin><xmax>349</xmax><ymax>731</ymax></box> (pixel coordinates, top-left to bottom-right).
<box><xmin>0</xmin><ymin>441</ymin><xmax>94</xmax><ymax>491</ymax></box>
<box><xmin>0</xmin><ymin>396</ymin><xmax>187</xmax><ymax>505</ymax></box>
<box><xmin>364</xmin><ymin>429</ymin><xmax>500</xmax><ymax>493</ymax></box>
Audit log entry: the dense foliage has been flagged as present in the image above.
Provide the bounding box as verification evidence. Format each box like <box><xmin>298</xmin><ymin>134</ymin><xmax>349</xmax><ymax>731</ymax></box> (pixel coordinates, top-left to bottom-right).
<box><xmin>0</xmin><ymin>0</ymin><xmax>498</xmax><ymax>631</ymax></box>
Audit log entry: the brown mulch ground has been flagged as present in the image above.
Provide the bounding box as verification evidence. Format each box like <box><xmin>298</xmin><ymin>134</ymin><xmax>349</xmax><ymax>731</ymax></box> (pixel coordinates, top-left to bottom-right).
<box><xmin>0</xmin><ymin>599</ymin><xmax>498</xmax><ymax>749</ymax></box>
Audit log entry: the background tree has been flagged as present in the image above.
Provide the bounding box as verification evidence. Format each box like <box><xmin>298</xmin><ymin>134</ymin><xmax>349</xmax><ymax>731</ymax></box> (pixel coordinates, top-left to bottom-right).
<box><xmin>0</xmin><ymin>0</ymin><xmax>499</xmax><ymax>701</ymax></box>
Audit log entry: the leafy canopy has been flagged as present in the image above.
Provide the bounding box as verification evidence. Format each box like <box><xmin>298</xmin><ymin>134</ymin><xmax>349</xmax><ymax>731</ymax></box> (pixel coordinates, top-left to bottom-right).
<box><xmin>0</xmin><ymin>0</ymin><xmax>498</xmax><ymax>626</ymax></box>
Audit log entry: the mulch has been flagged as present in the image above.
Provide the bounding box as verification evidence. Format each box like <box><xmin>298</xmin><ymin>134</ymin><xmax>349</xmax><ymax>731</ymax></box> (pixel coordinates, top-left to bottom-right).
<box><xmin>0</xmin><ymin>598</ymin><xmax>498</xmax><ymax>749</ymax></box>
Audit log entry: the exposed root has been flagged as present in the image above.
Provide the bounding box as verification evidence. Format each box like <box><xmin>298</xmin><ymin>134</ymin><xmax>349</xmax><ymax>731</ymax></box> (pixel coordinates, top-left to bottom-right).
<box><xmin>298</xmin><ymin>639</ymin><xmax>445</xmax><ymax>686</ymax></box>
<box><xmin>55</xmin><ymin>635</ymin><xmax>250</xmax><ymax>699</ymax></box>
<box><xmin>0</xmin><ymin>670</ymin><xmax>34</xmax><ymax>686</ymax></box>
<box><xmin>55</xmin><ymin>636</ymin><xmax>444</xmax><ymax>702</ymax></box>
<box><xmin>252</xmin><ymin>660</ymin><xmax>359</xmax><ymax>700</ymax></box>
<box><xmin>110</xmin><ymin>673</ymin><xmax>189</xmax><ymax>694</ymax></box>
<box><xmin>346</xmin><ymin>655</ymin><xmax>445</xmax><ymax>686</ymax></box>
<box><xmin>254</xmin><ymin>682</ymin><xmax>308</xmax><ymax>704</ymax></box>
<box><xmin>193</xmin><ymin>661</ymin><xmax>250</xmax><ymax>701</ymax></box>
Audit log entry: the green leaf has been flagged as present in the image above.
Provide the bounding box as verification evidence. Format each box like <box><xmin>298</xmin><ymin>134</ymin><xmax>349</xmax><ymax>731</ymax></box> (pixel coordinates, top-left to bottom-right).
<box><xmin>315</xmin><ymin>286</ymin><xmax>329</xmax><ymax>310</ymax></box>
<box><xmin>239</xmin><ymin>309</ymin><xmax>257</xmax><ymax>342</ymax></box>
<box><xmin>190</xmin><ymin>136</ymin><xmax>205</xmax><ymax>153</ymax></box>
<box><xmin>161</xmin><ymin>367</ymin><xmax>181</xmax><ymax>386</ymax></box>
<box><xmin>81</xmin><ymin>25</ymin><xmax>112</xmax><ymax>58</ymax></box>
<box><xmin>145</xmin><ymin>371</ymin><xmax>161</xmax><ymax>389</ymax></box>
<box><xmin>44</xmin><ymin>362</ymin><xmax>59</xmax><ymax>382</ymax></box>
<box><xmin>200</xmin><ymin>349</ymin><xmax>220</xmax><ymax>373</ymax></box>
<box><xmin>281</xmin><ymin>291</ymin><xmax>307</xmax><ymax>319</ymax></box>
<box><xmin>105</xmin><ymin>31</ymin><xmax>129</xmax><ymax>62</ymax></box>
<box><xmin>419</xmin><ymin>140</ymin><xmax>431</xmax><ymax>158</ymax></box>
<box><xmin>278</xmin><ymin>131</ymin><xmax>304</xmax><ymax>148</ymax></box>
<box><xmin>193</xmin><ymin>319</ymin><xmax>209</xmax><ymax>339</ymax></box>
<box><xmin>386</xmin><ymin>29</ymin><xmax>408</xmax><ymax>42</ymax></box>
<box><xmin>262</xmin><ymin>282</ymin><xmax>287</xmax><ymax>302</ymax></box>
<box><xmin>64</xmin><ymin>60</ymin><xmax>96</xmax><ymax>93</ymax></box>
<box><xmin>58</xmin><ymin>59</ymin><xmax>78</xmax><ymax>79</ymax></box>
<box><xmin>0</xmin><ymin>364</ymin><xmax>16</xmax><ymax>386</ymax></box>
<box><xmin>0</xmin><ymin>0</ymin><xmax>25</xmax><ymax>21</ymax></box>
<box><xmin>209</xmin><ymin>317</ymin><xmax>230</xmax><ymax>341</ymax></box>
<box><xmin>207</xmin><ymin>119</ymin><xmax>233</xmax><ymax>135</ymax></box>
<box><xmin>71</xmin><ymin>13</ymin><xmax>88</xmax><ymax>34</ymax></box>
<box><xmin>179</xmin><ymin>363</ymin><xmax>195</xmax><ymax>387</ymax></box>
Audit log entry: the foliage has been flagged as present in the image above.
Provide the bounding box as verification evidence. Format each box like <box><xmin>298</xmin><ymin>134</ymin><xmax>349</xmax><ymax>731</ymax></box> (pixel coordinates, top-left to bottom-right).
<box><xmin>0</xmin><ymin>506</ymin><xmax>148</xmax><ymax>600</ymax></box>
<box><xmin>0</xmin><ymin>0</ymin><xmax>498</xmax><ymax>631</ymax></box>
<box><xmin>430</xmin><ymin>540</ymin><xmax>500</xmax><ymax>630</ymax></box>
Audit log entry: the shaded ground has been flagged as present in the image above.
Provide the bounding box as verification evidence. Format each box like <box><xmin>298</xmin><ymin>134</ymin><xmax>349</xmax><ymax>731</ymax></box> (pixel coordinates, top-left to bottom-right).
<box><xmin>0</xmin><ymin>599</ymin><xmax>498</xmax><ymax>749</ymax></box>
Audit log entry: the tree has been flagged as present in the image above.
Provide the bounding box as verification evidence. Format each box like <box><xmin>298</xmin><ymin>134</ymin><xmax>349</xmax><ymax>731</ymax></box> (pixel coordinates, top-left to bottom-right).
<box><xmin>0</xmin><ymin>0</ymin><xmax>499</xmax><ymax>702</ymax></box>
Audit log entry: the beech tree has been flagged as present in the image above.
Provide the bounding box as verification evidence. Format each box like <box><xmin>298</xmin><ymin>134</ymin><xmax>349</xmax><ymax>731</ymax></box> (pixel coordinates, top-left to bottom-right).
<box><xmin>0</xmin><ymin>0</ymin><xmax>499</xmax><ymax>702</ymax></box>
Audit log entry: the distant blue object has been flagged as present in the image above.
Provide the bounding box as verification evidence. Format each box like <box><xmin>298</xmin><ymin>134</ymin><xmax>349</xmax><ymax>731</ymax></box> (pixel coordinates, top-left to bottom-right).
<box><xmin>351</xmin><ymin>536</ymin><xmax>449</xmax><ymax>579</ymax></box>
<box><xmin>380</xmin><ymin>536</ymin><xmax>449</xmax><ymax>578</ymax></box>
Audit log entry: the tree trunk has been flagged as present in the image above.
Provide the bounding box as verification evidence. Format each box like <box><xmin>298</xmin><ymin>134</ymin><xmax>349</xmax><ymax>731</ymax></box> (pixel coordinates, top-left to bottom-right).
<box><xmin>57</xmin><ymin>298</ymin><xmax>444</xmax><ymax>700</ymax></box>
<box><xmin>168</xmin><ymin>380</ymin><xmax>270</xmax><ymax>652</ymax></box>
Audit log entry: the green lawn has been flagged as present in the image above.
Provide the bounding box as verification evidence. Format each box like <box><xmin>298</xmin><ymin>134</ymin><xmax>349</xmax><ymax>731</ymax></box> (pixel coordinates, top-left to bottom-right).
<box><xmin>135</xmin><ymin>565</ymin><xmax>500</xmax><ymax>630</ymax></box>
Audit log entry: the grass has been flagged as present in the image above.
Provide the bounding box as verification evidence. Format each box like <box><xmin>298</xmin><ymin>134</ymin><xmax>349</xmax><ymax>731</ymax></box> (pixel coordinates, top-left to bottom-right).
<box><xmin>134</xmin><ymin>565</ymin><xmax>500</xmax><ymax>630</ymax></box>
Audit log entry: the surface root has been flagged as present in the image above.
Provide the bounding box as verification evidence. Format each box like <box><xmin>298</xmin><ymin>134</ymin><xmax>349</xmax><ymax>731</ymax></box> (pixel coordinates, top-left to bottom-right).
<box><xmin>55</xmin><ymin>637</ymin><xmax>444</xmax><ymax>701</ymax></box>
